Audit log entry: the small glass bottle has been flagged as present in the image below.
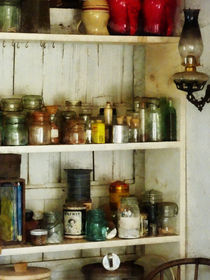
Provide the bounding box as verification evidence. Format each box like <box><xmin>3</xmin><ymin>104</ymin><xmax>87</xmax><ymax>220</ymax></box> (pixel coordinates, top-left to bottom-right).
<box><xmin>139</xmin><ymin>101</ymin><xmax>147</xmax><ymax>142</ymax></box>
<box><xmin>130</xmin><ymin>113</ymin><xmax>140</xmax><ymax>142</ymax></box>
<box><xmin>104</xmin><ymin>102</ymin><xmax>113</xmax><ymax>143</ymax></box>
<box><xmin>165</xmin><ymin>98</ymin><xmax>177</xmax><ymax>141</ymax></box>
<box><xmin>42</xmin><ymin>211</ymin><xmax>63</xmax><ymax>244</ymax></box>
<box><xmin>118</xmin><ymin>196</ymin><xmax>140</xmax><ymax>239</ymax></box>
<box><xmin>45</xmin><ymin>105</ymin><xmax>60</xmax><ymax>144</ymax></box>
<box><xmin>85</xmin><ymin>209</ymin><xmax>107</xmax><ymax>241</ymax></box>
<box><xmin>3</xmin><ymin>113</ymin><xmax>28</xmax><ymax>146</ymax></box>
<box><xmin>147</xmin><ymin>103</ymin><xmax>161</xmax><ymax>142</ymax></box>
<box><xmin>0</xmin><ymin>0</ymin><xmax>21</xmax><ymax>32</ymax></box>
<box><xmin>29</xmin><ymin>111</ymin><xmax>51</xmax><ymax>145</ymax></box>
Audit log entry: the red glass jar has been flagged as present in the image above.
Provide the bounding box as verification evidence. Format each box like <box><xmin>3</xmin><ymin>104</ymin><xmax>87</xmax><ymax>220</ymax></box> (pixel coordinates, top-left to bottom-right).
<box><xmin>142</xmin><ymin>0</ymin><xmax>177</xmax><ymax>36</ymax></box>
<box><xmin>29</xmin><ymin>111</ymin><xmax>51</xmax><ymax>145</ymax></box>
<box><xmin>108</xmin><ymin>0</ymin><xmax>141</xmax><ymax>35</ymax></box>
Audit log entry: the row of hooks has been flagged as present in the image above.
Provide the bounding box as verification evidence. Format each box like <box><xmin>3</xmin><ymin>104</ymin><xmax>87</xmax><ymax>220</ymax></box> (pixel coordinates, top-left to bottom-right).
<box><xmin>2</xmin><ymin>41</ymin><xmax>56</xmax><ymax>48</ymax></box>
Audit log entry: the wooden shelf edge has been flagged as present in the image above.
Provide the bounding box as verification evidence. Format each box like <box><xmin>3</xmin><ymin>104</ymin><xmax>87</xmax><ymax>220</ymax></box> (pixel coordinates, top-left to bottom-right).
<box><xmin>0</xmin><ymin>33</ymin><xmax>179</xmax><ymax>44</ymax></box>
<box><xmin>0</xmin><ymin>142</ymin><xmax>182</xmax><ymax>154</ymax></box>
<box><xmin>1</xmin><ymin>236</ymin><xmax>180</xmax><ymax>256</ymax></box>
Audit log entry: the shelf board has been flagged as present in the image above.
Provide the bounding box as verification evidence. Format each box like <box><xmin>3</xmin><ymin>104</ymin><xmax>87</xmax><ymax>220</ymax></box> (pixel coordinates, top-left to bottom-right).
<box><xmin>0</xmin><ymin>142</ymin><xmax>181</xmax><ymax>154</ymax></box>
<box><xmin>1</xmin><ymin>235</ymin><xmax>180</xmax><ymax>256</ymax></box>
<box><xmin>0</xmin><ymin>33</ymin><xmax>179</xmax><ymax>44</ymax></box>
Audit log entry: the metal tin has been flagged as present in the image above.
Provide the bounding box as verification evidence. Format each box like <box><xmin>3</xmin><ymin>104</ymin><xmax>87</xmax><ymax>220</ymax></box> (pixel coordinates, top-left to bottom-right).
<box><xmin>63</xmin><ymin>203</ymin><xmax>86</xmax><ymax>239</ymax></box>
<box><xmin>112</xmin><ymin>125</ymin><xmax>129</xmax><ymax>143</ymax></box>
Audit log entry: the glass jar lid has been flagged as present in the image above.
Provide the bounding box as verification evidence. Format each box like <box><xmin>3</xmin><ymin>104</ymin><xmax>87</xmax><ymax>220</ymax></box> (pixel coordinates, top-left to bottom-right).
<box><xmin>142</xmin><ymin>189</ymin><xmax>163</xmax><ymax>204</ymax></box>
<box><xmin>157</xmin><ymin>202</ymin><xmax>178</xmax><ymax>217</ymax></box>
<box><xmin>4</xmin><ymin>113</ymin><xmax>26</xmax><ymax>124</ymax></box>
<box><xmin>22</xmin><ymin>95</ymin><xmax>43</xmax><ymax>110</ymax></box>
<box><xmin>30</xmin><ymin>229</ymin><xmax>48</xmax><ymax>236</ymax></box>
<box><xmin>1</xmin><ymin>98</ymin><xmax>22</xmax><ymax>112</ymax></box>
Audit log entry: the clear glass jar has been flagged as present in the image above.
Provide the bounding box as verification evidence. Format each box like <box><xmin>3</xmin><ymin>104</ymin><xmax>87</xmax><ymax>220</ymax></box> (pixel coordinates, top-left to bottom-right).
<box><xmin>118</xmin><ymin>196</ymin><xmax>140</xmax><ymax>239</ymax></box>
<box><xmin>157</xmin><ymin>202</ymin><xmax>178</xmax><ymax>236</ymax></box>
<box><xmin>147</xmin><ymin>102</ymin><xmax>161</xmax><ymax>142</ymax></box>
<box><xmin>85</xmin><ymin>209</ymin><xmax>107</xmax><ymax>241</ymax></box>
<box><xmin>3</xmin><ymin>113</ymin><xmax>28</xmax><ymax>146</ymax></box>
<box><xmin>65</xmin><ymin>100</ymin><xmax>82</xmax><ymax>116</ymax></box>
<box><xmin>29</xmin><ymin>111</ymin><xmax>51</xmax><ymax>145</ymax></box>
<box><xmin>42</xmin><ymin>211</ymin><xmax>63</xmax><ymax>243</ymax></box>
<box><xmin>1</xmin><ymin>98</ymin><xmax>22</xmax><ymax>112</ymax></box>
<box><xmin>130</xmin><ymin>113</ymin><xmax>140</xmax><ymax>142</ymax></box>
<box><xmin>141</xmin><ymin>189</ymin><xmax>162</xmax><ymax>236</ymax></box>
<box><xmin>45</xmin><ymin>106</ymin><xmax>60</xmax><ymax>144</ymax></box>
<box><xmin>139</xmin><ymin>101</ymin><xmax>148</xmax><ymax>142</ymax></box>
<box><xmin>0</xmin><ymin>0</ymin><xmax>21</xmax><ymax>32</ymax></box>
<box><xmin>63</xmin><ymin>118</ymin><xmax>85</xmax><ymax>144</ymax></box>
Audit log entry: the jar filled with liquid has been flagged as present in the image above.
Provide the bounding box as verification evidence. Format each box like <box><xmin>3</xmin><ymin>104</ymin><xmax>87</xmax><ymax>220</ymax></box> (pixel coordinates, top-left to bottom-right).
<box><xmin>0</xmin><ymin>0</ymin><xmax>21</xmax><ymax>32</ymax></box>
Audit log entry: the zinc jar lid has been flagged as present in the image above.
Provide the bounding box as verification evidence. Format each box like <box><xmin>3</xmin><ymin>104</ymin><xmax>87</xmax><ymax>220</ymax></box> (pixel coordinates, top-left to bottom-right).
<box><xmin>30</xmin><ymin>229</ymin><xmax>48</xmax><ymax>236</ymax></box>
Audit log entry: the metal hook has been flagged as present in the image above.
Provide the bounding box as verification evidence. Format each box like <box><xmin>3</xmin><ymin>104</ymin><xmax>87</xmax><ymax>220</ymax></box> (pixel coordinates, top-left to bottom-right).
<box><xmin>16</xmin><ymin>42</ymin><xmax>20</xmax><ymax>48</ymax></box>
<box><xmin>25</xmin><ymin>41</ymin><xmax>29</xmax><ymax>48</ymax></box>
<box><xmin>2</xmin><ymin>41</ymin><xmax>6</xmax><ymax>48</ymax></box>
<box><xmin>11</xmin><ymin>41</ymin><xmax>15</xmax><ymax>47</ymax></box>
<box><xmin>52</xmin><ymin>42</ymin><xmax>55</xmax><ymax>48</ymax></box>
<box><xmin>40</xmin><ymin>41</ymin><xmax>46</xmax><ymax>48</ymax></box>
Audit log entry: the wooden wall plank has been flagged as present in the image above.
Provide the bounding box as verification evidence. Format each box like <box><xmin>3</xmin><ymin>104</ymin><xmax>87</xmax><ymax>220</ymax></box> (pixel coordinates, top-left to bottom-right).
<box><xmin>94</xmin><ymin>151</ymin><xmax>113</xmax><ymax>183</ymax></box>
<box><xmin>112</xmin><ymin>150</ymin><xmax>134</xmax><ymax>181</ymax></box>
<box><xmin>14</xmin><ymin>42</ymin><xmax>43</xmax><ymax>95</ymax></box>
<box><xmin>0</xmin><ymin>42</ymin><xmax>14</xmax><ymax>96</ymax></box>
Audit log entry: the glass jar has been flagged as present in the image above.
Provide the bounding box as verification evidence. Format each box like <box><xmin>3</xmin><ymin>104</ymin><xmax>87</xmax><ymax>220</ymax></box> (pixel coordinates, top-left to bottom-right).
<box><xmin>130</xmin><ymin>113</ymin><xmax>140</xmax><ymax>142</ymax></box>
<box><xmin>65</xmin><ymin>100</ymin><xmax>82</xmax><ymax>116</ymax></box>
<box><xmin>63</xmin><ymin>118</ymin><xmax>85</xmax><ymax>144</ymax></box>
<box><xmin>29</xmin><ymin>111</ymin><xmax>51</xmax><ymax>145</ymax></box>
<box><xmin>138</xmin><ymin>101</ymin><xmax>148</xmax><ymax>142</ymax></box>
<box><xmin>42</xmin><ymin>211</ymin><xmax>63</xmax><ymax>243</ymax></box>
<box><xmin>157</xmin><ymin>202</ymin><xmax>178</xmax><ymax>236</ymax></box>
<box><xmin>46</xmin><ymin>105</ymin><xmax>60</xmax><ymax>144</ymax></box>
<box><xmin>141</xmin><ymin>189</ymin><xmax>162</xmax><ymax>236</ymax></box>
<box><xmin>3</xmin><ymin>113</ymin><xmax>28</xmax><ymax>146</ymax></box>
<box><xmin>80</xmin><ymin>109</ymin><xmax>92</xmax><ymax>144</ymax></box>
<box><xmin>30</xmin><ymin>229</ymin><xmax>48</xmax><ymax>246</ymax></box>
<box><xmin>0</xmin><ymin>0</ymin><xmax>21</xmax><ymax>32</ymax></box>
<box><xmin>118</xmin><ymin>196</ymin><xmax>140</xmax><ymax>239</ymax></box>
<box><xmin>85</xmin><ymin>209</ymin><xmax>107</xmax><ymax>241</ymax></box>
<box><xmin>1</xmin><ymin>98</ymin><xmax>22</xmax><ymax>112</ymax></box>
<box><xmin>147</xmin><ymin>102</ymin><xmax>161</xmax><ymax>142</ymax></box>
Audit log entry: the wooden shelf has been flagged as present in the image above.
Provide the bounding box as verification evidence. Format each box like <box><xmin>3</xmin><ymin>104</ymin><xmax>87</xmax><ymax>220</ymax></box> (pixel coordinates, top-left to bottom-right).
<box><xmin>0</xmin><ymin>142</ymin><xmax>181</xmax><ymax>154</ymax></box>
<box><xmin>1</xmin><ymin>235</ymin><xmax>180</xmax><ymax>256</ymax></box>
<box><xmin>0</xmin><ymin>33</ymin><xmax>179</xmax><ymax>44</ymax></box>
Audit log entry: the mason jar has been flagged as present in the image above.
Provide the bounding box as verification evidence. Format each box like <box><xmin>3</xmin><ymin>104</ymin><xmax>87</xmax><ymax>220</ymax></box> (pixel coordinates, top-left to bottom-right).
<box><xmin>42</xmin><ymin>211</ymin><xmax>63</xmax><ymax>243</ymax></box>
<box><xmin>157</xmin><ymin>202</ymin><xmax>178</xmax><ymax>236</ymax></box>
<box><xmin>3</xmin><ymin>113</ymin><xmax>28</xmax><ymax>146</ymax></box>
<box><xmin>118</xmin><ymin>196</ymin><xmax>140</xmax><ymax>239</ymax></box>
<box><xmin>85</xmin><ymin>209</ymin><xmax>107</xmax><ymax>241</ymax></box>
<box><xmin>0</xmin><ymin>0</ymin><xmax>21</xmax><ymax>32</ymax></box>
<box><xmin>29</xmin><ymin>111</ymin><xmax>50</xmax><ymax>145</ymax></box>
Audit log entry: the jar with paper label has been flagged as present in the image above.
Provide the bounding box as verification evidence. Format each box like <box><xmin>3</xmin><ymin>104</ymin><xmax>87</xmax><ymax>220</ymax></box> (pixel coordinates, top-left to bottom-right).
<box><xmin>118</xmin><ymin>196</ymin><xmax>140</xmax><ymax>239</ymax></box>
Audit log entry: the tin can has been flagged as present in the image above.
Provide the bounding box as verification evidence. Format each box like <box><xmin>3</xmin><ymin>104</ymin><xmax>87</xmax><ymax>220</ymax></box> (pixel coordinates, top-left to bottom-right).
<box><xmin>91</xmin><ymin>120</ymin><xmax>105</xmax><ymax>144</ymax></box>
<box><xmin>63</xmin><ymin>203</ymin><xmax>86</xmax><ymax>239</ymax></box>
<box><xmin>112</xmin><ymin>125</ymin><xmax>129</xmax><ymax>143</ymax></box>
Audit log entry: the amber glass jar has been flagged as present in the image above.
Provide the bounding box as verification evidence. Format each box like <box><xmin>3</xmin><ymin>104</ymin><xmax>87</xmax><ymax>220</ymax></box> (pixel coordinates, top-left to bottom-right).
<box><xmin>63</xmin><ymin>118</ymin><xmax>85</xmax><ymax>144</ymax></box>
<box><xmin>45</xmin><ymin>105</ymin><xmax>60</xmax><ymax>144</ymax></box>
<box><xmin>109</xmin><ymin>181</ymin><xmax>129</xmax><ymax>211</ymax></box>
<box><xmin>29</xmin><ymin>111</ymin><xmax>50</xmax><ymax>145</ymax></box>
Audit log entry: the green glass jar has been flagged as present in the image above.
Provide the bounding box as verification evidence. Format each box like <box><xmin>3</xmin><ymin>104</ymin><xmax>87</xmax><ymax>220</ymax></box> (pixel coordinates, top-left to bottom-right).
<box><xmin>0</xmin><ymin>0</ymin><xmax>21</xmax><ymax>32</ymax></box>
<box><xmin>3</xmin><ymin>113</ymin><xmax>28</xmax><ymax>146</ymax></box>
<box><xmin>85</xmin><ymin>209</ymin><xmax>107</xmax><ymax>241</ymax></box>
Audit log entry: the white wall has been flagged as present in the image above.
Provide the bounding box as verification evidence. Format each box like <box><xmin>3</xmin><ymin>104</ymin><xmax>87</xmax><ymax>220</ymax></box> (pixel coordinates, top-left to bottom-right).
<box><xmin>185</xmin><ymin>0</ymin><xmax>210</xmax><ymax>278</ymax></box>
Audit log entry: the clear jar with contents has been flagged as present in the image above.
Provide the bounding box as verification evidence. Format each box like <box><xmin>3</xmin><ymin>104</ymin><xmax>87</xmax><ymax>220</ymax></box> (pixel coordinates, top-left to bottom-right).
<box><xmin>1</xmin><ymin>98</ymin><xmax>22</xmax><ymax>112</ymax></box>
<box><xmin>42</xmin><ymin>211</ymin><xmax>63</xmax><ymax>244</ymax></box>
<box><xmin>29</xmin><ymin>111</ymin><xmax>51</xmax><ymax>145</ymax></box>
<box><xmin>80</xmin><ymin>109</ymin><xmax>92</xmax><ymax>144</ymax></box>
<box><xmin>139</xmin><ymin>101</ymin><xmax>147</xmax><ymax>142</ymax></box>
<box><xmin>3</xmin><ymin>113</ymin><xmax>28</xmax><ymax>146</ymax></box>
<box><xmin>141</xmin><ymin>189</ymin><xmax>162</xmax><ymax>236</ymax></box>
<box><xmin>130</xmin><ymin>113</ymin><xmax>140</xmax><ymax>142</ymax></box>
<box><xmin>63</xmin><ymin>118</ymin><xmax>85</xmax><ymax>144</ymax></box>
<box><xmin>0</xmin><ymin>0</ymin><xmax>21</xmax><ymax>32</ymax></box>
<box><xmin>118</xmin><ymin>196</ymin><xmax>140</xmax><ymax>239</ymax></box>
<box><xmin>157</xmin><ymin>202</ymin><xmax>178</xmax><ymax>236</ymax></box>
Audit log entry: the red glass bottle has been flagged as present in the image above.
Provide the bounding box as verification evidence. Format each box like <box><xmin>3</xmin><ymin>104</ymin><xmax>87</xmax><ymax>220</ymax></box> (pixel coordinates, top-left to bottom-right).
<box><xmin>142</xmin><ymin>0</ymin><xmax>177</xmax><ymax>36</ymax></box>
<box><xmin>108</xmin><ymin>0</ymin><xmax>141</xmax><ymax>35</ymax></box>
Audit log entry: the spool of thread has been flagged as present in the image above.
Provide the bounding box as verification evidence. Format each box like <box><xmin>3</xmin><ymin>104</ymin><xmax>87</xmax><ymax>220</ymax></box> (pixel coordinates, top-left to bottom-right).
<box><xmin>65</xmin><ymin>169</ymin><xmax>92</xmax><ymax>202</ymax></box>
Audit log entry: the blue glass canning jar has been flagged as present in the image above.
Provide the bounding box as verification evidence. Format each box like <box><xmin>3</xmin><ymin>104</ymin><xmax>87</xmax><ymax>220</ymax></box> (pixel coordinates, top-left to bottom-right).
<box><xmin>85</xmin><ymin>209</ymin><xmax>107</xmax><ymax>241</ymax></box>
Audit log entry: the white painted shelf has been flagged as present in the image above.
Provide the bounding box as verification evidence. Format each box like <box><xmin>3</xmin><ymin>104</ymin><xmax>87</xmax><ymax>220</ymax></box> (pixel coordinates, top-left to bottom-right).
<box><xmin>0</xmin><ymin>142</ymin><xmax>181</xmax><ymax>154</ymax></box>
<box><xmin>1</xmin><ymin>236</ymin><xmax>180</xmax><ymax>256</ymax></box>
<box><xmin>0</xmin><ymin>32</ymin><xmax>179</xmax><ymax>44</ymax></box>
